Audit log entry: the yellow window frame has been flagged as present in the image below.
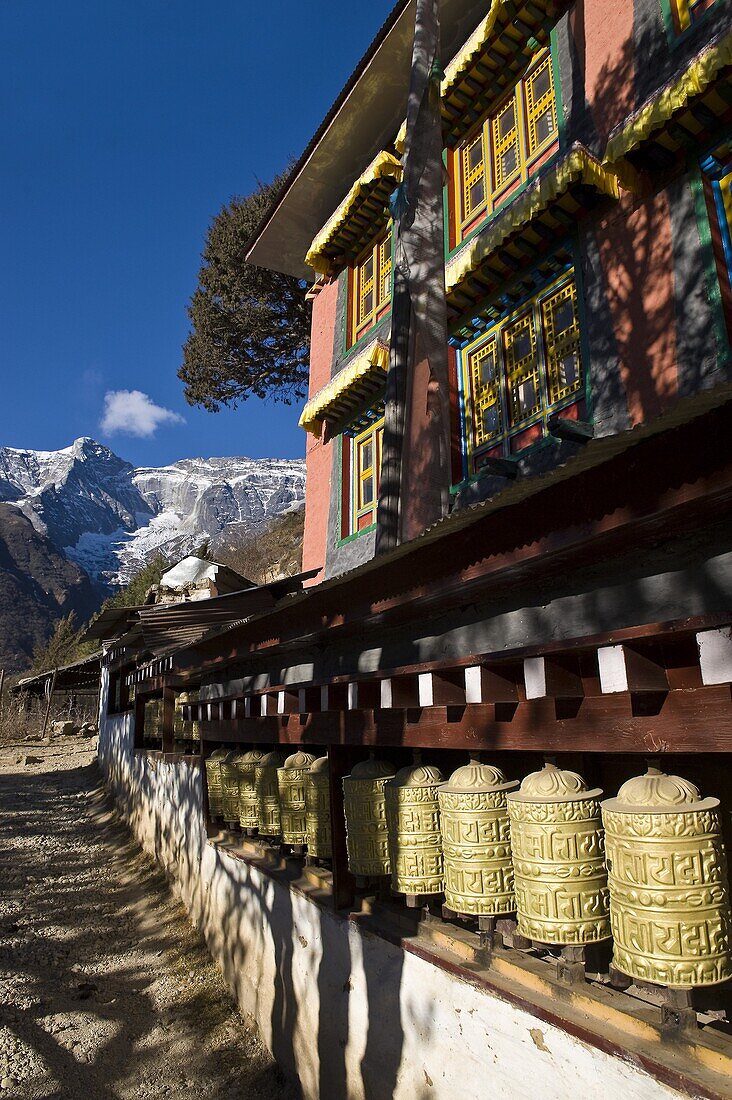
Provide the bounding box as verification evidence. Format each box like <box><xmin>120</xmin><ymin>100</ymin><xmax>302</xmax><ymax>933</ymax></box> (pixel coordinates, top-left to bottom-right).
<box><xmin>541</xmin><ymin>280</ymin><xmax>583</xmax><ymax>405</ymax></box>
<box><xmin>454</xmin><ymin>47</ymin><xmax>558</xmax><ymax>238</ymax></box>
<box><xmin>353</xmin><ymin>227</ymin><xmax>393</xmax><ymax>343</ymax></box>
<box><xmin>523</xmin><ymin>52</ymin><xmax>558</xmax><ymax>159</ymax></box>
<box><xmin>353</xmin><ymin>417</ymin><xmax>384</xmax><ymax>525</ymax></box>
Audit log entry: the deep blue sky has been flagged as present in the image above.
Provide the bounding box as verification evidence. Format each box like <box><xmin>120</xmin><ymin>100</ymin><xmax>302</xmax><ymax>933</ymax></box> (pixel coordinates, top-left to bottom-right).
<box><xmin>2</xmin><ymin>1</ymin><xmax>394</xmax><ymax>467</ymax></box>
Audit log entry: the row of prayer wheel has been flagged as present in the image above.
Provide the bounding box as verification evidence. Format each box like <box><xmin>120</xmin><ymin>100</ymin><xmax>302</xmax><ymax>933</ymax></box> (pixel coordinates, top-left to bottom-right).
<box><xmin>341</xmin><ymin>756</ymin><xmax>732</xmax><ymax>989</ymax></box>
<box><xmin>205</xmin><ymin>748</ymin><xmax>332</xmax><ymax>858</ymax></box>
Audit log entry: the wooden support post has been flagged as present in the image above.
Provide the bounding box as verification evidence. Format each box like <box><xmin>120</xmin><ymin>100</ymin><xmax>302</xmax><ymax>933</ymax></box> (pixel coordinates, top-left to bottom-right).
<box><xmin>660</xmin><ymin>988</ymin><xmax>697</xmax><ymax>1035</ymax></box>
<box><xmin>327</xmin><ymin>745</ymin><xmax>359</xmax><ymax>911</ymax></box>
<box><xmin>42</xmin><ymin>668</ymin><xmax>58</xmax><ymax>742</ymax></box>
<box><xmin>557</xmin><ymin>945</ymin><xmax>587</xmax><ymax>986</ymax></box>
<box><xmin>134</xmin><ymin>691</ymin><xmax>146</xmax><ymax>750</ymax></box>
<box><xmin>161</xmin><ymin>683</ymin><xmax>176</xmax><ymax>754</ymax></box>
<box><xmin>477</xmin><ymin>914</ymin><xmax>496</xmax><ymax>962</ymax></box>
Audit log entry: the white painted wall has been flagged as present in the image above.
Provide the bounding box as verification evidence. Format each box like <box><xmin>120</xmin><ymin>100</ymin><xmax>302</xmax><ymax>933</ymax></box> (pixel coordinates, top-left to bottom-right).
<box><xmin>98</xmin><ymin>697</ymin><xmax>682</xmax><ymax>1100</ymax></box>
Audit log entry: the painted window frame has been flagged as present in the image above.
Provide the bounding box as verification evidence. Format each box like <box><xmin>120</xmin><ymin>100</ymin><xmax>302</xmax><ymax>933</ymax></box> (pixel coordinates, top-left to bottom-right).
<box><xmin>698</xmin><ymin>141</ymin><xmax>732</xmax><ymax>345</ymax></box>
<box><xmin>452</xmin><ymin>47</ymin><xmax>560</xmax><ymax>245</ymax></box>
<box><xmin>662</xmin><ymin>0</ymin><xmax>719</xmax><ymax>37</ymax></box>
<box><xmin>460</xmin><ymin>270</ymin><xmax>585</xmax><ymax>473</ymax></box>
<box><xmin>338</xmin><ymin>408</ymin><xmax>385</xmax><ymax>540</ymax></box>
<box><xmin>349</xmin><ymin>226</ymin><xmax>393</xmax><ymax>348</ymax></box>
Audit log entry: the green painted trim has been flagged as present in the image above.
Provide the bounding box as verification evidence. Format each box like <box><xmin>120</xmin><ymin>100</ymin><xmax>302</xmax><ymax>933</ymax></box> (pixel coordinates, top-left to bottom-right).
<box><xmin>446</xmin><ymin>148</ymin><xmax>561</xmax><ymax>260</ymax></box>
<box><xmin>688</xmin><ymin>161</ymin><xmax>731</xmax><ymax>365</ymax></box>
<box><xmin>335</xmin><ymin>432</ymin><xmax>344</xmax><ymax>546</ymax></box>
<box><xmin>336</xmin><ymin>521</ymin><xmax>377</xmax><ymax>547</ymax></box>
<box><xmin>549</xmin><ymin>27</ymin><xmax>565</xmax><ymax>149</ymax></box>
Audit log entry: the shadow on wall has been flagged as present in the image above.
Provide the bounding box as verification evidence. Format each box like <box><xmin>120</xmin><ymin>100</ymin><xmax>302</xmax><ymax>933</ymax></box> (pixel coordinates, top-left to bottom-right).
<box><xmin>582</xmin><ymin>21</ymin><xmax>726</xmax><ymax>426</ymax></box>
<box><xmin>99</xmin><ymin>717</ymin><xmax>420</xmax><ymax>1099</ymax></box>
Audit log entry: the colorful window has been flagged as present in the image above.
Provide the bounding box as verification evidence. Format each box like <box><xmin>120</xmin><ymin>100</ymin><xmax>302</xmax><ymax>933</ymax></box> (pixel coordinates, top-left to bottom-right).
<box><xmin>454</xmin><ymin>48</ymin><xmax>558</xmax><ymax>241</ymax></box>
<box><xmin>462</xmin><ymin>273</ymin><xmax>584</xmax><ymax>470</ymax></box>
<box><xmin>668</xmin><ymin>0</ymin><xmax>718</xmax><ymax>34</ymax></box>
<box><xmin>351</xmin><ymin>226</ymin><xmax>393</xmax><ymax>346</ymax></box>
<box><xmin>344</xmin><ymin>414</ymin><xmax>384</xmax><ymax>535</ymax></box>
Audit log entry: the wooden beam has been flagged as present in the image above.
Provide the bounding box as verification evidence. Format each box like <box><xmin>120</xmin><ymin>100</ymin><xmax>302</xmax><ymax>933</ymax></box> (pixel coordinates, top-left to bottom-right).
<box><xmin>598</xmin><ymin>646</ymin><xmax>668</xmax><ymax>694</ymax></box>
<box><xmin>465</xmin><ymin>665</ymin><xmax>520</xmax><ymax>704</ymax></box>
<box><xmin>524</xmin><ymin>657</ymin><xmax>583</xmax><ymax>700</ymax></box>
<box><xmin>697</xmin><ymin>627</ymin><xmax>732</xmax><ymax>686</ymax></box>
<box><xmin>199</xmin><ymin>686</ymin><xmax>732</xmax><ymax>753</ymax></box>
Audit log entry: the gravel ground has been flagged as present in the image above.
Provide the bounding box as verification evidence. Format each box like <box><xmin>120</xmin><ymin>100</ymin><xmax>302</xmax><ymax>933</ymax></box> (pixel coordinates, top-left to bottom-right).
<box><xmin>0</xmin><ymin>736</ymin><xmax>295</xmax><ymax>1099</ymax></box>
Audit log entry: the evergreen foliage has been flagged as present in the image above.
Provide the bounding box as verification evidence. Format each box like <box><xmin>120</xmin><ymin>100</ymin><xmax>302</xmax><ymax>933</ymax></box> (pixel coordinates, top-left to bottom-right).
<box><xmin>31</xmin><ymin>613</ymin><xmax>93</xmax><ymax>674</ymax></box>
<box><xmin>104</xmin><ymin>554</ymin><xmax>168</xmax><ymax>609</ymax></box>
<box><xmin>179</xmin><ymin>175</ymin><xmax>310</xmax><ymax>410</ymax></box>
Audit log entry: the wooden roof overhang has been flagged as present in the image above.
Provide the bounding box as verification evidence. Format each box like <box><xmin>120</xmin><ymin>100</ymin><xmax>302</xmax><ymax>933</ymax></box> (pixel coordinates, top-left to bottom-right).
<box><xmin>604</xmin><ymin>30</ymin><xmax>732</xmax><ymax>173</ymax></box>
<box><xmin>305</xmin><ymin>152</ymin><xmax>402</xmax><ymax>276</ymax></box>
<box><xmin>246</xmin><ymin>0</ymin><xmax>486</xmax><ymax>279</ymax></box>
<box><xmin>440</xmin><ymin>0</ymin><xmax>574</xmax><ymax>148</ymax></box>
<box><xmin>164</xmin><ymin>387</ymin><xmax>732</xmax><ymax>690</ymax></box>
<box><xmin>15</xmin><ymin>653</ymin><xmax>102</xmax><ymax>695</ymax></box>
<box><xmin>299</xmin><ymin>340</ymin><xmax>389</xmax><ymax>437</ymax></box>
<box><xmin>444</xmin><ymin>146</ymin><xmax>623</xmax><ymax>335</ymax></box>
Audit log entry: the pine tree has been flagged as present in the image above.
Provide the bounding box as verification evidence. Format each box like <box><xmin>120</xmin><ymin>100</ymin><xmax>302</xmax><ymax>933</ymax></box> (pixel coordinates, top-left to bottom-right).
<box><xmin>31</xmin><ymin>614</ymin><xmax>87</xmax><ymax>674</ymax></box>
<box><xmin>179</xmin><ymin>174</ymin><xmax>310</xmax><ymax>410</ymax></box>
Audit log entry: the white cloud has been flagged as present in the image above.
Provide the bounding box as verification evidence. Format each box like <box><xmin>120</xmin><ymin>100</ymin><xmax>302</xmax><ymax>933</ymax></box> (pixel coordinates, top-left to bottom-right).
<box><xmin>100</xmin><ymin>390</ymin><xmax>185</xmax><ymax>438</ymax></box>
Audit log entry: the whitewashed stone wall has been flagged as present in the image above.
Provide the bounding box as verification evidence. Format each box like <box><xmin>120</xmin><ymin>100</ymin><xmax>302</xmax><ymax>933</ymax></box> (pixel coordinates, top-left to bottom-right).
<box><xmin>98</xmin><ymin>686</ymin><xmax>681</xmax><ymax>1100</ymax></box>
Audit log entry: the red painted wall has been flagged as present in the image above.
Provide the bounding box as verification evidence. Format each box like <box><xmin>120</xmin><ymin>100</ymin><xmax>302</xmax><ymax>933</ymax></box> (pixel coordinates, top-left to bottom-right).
<box><xmin>302</xmin><ymin>279</ymin><xmax>339</xmax><ymax>583</ymax></box>
<box><xmin>571</xmin><ymin>0</ymin><xmax>681</xmax><ymax>425</ymax></box>
<box><xmin>596</xmin><ymin>190</ymin><xmax>679</xmax><ymax>425</ymax></box>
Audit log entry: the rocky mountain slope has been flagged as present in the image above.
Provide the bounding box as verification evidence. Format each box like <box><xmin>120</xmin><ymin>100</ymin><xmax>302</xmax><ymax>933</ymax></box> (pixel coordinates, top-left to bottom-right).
<box><xmin>0</xmin><ymin>438</ymin><xmax>305</xmax><ymax>587</ymax></box>
<box><xmin>0</xmin><ymin>503</ymin><xmax>99</xmax><ymax>671</ymax></box>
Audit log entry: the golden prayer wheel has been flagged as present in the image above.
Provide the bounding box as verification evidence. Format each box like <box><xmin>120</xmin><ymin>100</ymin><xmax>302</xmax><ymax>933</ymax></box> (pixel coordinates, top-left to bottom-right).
<box><xmin>602</xmin><ymin>769</ymin><xmax>732</xmax><ymax>988</ymax></box>
<box><xmin>305</xmin><ymin>756</ymin><xmax>332</xmax><ymax>859</ymax></box>
<box><xmin>438</xmin><ymin>761</ymin><xmax>519</xmax><ymax>916</ymax></box>
<box><xmin>255</xmin><ymin>751</ymin><xmax>286</xmax><ymax>837</ymax></box>
<box><xmin>507</xmin><ymin>764</ymin><xmax>611</xmax><ymax>945</ymax></box>
<box><xmin>205</xmin><ymin>748</ymin><xmax>227</xmax><ymax>819</ymax></box>
<box><xmin>144</xmin><ymin>698</ymin><xmax>163</xmax><ymax>742</ymax></box>
<box><xmin>175</xmin><ymin>690</ymin><xmax>200</xmax><ymax>743</ymax></box>
<box><xmin>386</xmin><ymin>762</ymin><xmax>445</xmax><ymax>896</ymax></box>
<box><xmin>220</xmin><ymin>751</ymin><xmax>244</xmax><ymax>825</ymax></box>
<box><xmin>343</xmin><ymin>757</ymin><xmax>395</xmax><ymax>877</ymax></box>
<box><xmin>235</xmin><ymin>748</ymin><xmax>267</xmax><ymax>830</ymax></box>
<box><xmin>278</xmin><ymin>750</ymin><xmax>317</xmax><ymax>845</ymax></box>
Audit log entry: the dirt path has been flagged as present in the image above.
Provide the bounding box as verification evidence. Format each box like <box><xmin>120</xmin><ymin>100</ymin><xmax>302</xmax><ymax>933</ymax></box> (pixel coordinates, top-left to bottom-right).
<box><xmin>0</xmin><ymin>737</ymin><xmax>294</xmax><ymax>1100</ymax></box>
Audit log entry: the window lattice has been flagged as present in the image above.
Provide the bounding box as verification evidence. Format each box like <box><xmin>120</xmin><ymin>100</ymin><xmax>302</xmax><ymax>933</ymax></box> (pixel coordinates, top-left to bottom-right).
<box><xmin>353</xmin><ymin>226</ymin><xmax>393</xmax><ymax>341</ymax></box>
<box><xmin>504</xmin><ymin>311</ymin><xmax>540</xmax><ymax>427</ymax></box>
<box><xmin>524</xmin><ymin>55</ymin><xmax>557</xmax><ymax>157</ymax></box>
<box><xmin>463</xmin><ymin>274</ymin><xmax>585</xmax><ymax>464</ymax></box>
<box><xmin>491</xmin><ymin>95</ymin><xmax>520</xmax><ymax>193</ymax></box>
<box><xmin>462</xmin><ymin>132</ymin><xmax>487</xmax><ymax>220</ymax></box>
<box><xmin>542</xmin><ymin>282</ymin><xmax>583</xmax><ymax>404</ymax></box>
<box><xmin>469</xmin><ymin>336</ymin><xmax>502</xmax><ymax>446</ymax></box>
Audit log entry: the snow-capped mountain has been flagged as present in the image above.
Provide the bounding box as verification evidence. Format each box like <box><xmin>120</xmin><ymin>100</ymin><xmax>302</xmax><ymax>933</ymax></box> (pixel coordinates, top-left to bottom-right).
<box><xmin>0</xmin><ymin>438</ymin><xmax>305</xmax><ymax>587</ymax></box>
